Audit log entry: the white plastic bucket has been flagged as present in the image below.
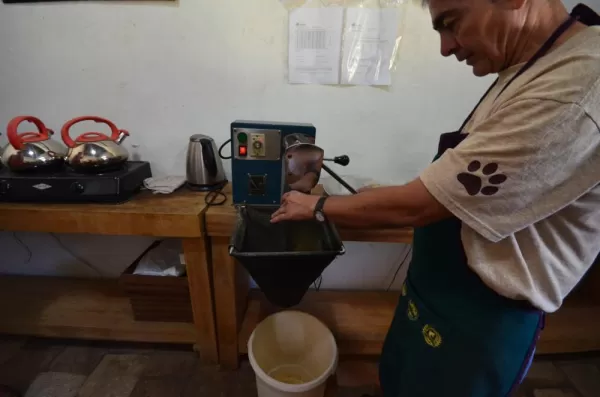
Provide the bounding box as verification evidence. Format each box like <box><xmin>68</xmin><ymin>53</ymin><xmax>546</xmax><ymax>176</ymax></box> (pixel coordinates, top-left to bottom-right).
<box><xmin>248</xmin><ymin>311</ymin><xmax>338</xmax><ymax>397</ymax></box>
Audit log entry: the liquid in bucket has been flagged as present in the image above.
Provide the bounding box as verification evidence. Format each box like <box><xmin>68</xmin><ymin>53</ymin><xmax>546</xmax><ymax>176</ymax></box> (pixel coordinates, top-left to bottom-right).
<box><xmin>268</xmin><ymin>364</ymin><xmax>314</xmax><ymax>385</ymax></box>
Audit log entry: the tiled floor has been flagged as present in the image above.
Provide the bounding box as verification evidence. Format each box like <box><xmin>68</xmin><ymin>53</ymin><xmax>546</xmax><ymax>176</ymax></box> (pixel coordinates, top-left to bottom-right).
<box><xmin>0</xmin><ymin>336</ymin><xmax>599</xmax><ymax>396</ymax></box>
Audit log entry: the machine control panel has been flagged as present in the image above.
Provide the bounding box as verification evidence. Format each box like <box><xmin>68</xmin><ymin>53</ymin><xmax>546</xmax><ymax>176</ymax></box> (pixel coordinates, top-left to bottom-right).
<box><xmin>251</xmin><ymin>134</ymin><xmax>266</xmax><ymax>157</ymax></box>
<box><xmin>230</xmin><ymin>120</ymin><xmax>317</xmax><ymax>206</ymax></box>
<box><xmin>236</xmin><ymin>131</ymin><xmax>248</xmax><ymax>157</ymax></box>
<box><xmin>233</xmin><ymin>128</ymin><xmax>281</xmax><ymax>161</ymax></box>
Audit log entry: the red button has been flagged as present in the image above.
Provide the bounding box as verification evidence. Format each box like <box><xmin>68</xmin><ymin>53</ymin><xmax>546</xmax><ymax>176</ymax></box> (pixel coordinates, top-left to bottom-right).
<box><xmin>239</xmin><ymin>145</ymin><xmax>247</xmax><ymax>156</ymax></box>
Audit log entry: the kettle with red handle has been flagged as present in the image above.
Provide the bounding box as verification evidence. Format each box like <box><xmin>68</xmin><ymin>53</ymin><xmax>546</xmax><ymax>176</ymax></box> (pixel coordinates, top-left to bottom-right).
<box><xmin>61</xmin><ymin>116</ymin><xmax>130</xmax><ymax>173</ymax></box>
<box><xmin>1</xmin><ymin>116</ymin><xmax>68</xmax><ymax>172</ymax></box>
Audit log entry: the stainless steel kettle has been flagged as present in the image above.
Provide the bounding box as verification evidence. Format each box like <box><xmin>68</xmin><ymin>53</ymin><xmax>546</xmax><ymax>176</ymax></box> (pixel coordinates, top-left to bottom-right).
<box><xmin>1</xmin><ymin>115</ymin><xmax>68</xmax><ymax>172</ymax></box>
<box><xmin>61</xmin><ymin>116</ymin><xmax>129</xmax><ymax>173</ymax></box>
<box><xmin>186</xmin><ymin>134</ymin><xmax>227</xmax><ymax>191</ymax></box>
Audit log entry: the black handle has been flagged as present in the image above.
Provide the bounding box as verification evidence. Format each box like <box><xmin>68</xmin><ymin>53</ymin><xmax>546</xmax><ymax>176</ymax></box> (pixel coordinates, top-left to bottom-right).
<box><xmin>323</xmin><ymin>155</ymin><xmax>350</xmax><ymax>166</ymax></box>
<box><xmin>322</xmin><ymin>164</ymin><xmax>358</xmax><ymax>194</ymax></box>
<box><xmin>200</xmin><ymin>138</ymin><xmax>218</xmax><ymax>177</ymax></box>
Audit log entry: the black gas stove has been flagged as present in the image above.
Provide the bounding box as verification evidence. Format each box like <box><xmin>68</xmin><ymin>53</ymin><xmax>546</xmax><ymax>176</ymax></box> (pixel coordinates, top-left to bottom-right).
<box><xmin>0</xmin><ymin>161</ymin><xmax>152</xmax><ymax>204</ymax></box>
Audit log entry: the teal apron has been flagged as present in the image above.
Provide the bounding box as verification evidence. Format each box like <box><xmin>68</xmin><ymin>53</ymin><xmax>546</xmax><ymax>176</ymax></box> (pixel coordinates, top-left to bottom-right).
<box><xmin>378</xmin><ymin>5</ymin><xmax>600</xmax><ymax>396</ymax></box>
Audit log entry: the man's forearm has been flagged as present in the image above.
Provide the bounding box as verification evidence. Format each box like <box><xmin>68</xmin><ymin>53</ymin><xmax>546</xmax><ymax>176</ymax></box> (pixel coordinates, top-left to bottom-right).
<box><xmin>322</xmin><ymin>187</ymin><xmax>419</xmax><ymax>228</ymax></box>
<box><xmin>321</xmin><ymin>178</ymin><xmax>451</xmax><ymax>229</ymax></box>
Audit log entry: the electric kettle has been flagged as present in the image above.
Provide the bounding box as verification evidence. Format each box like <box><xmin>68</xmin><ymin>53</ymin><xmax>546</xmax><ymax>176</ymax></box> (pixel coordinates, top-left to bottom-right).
<box><xmin>186</xmin><ymin>134</ymin><xmax>227</xmax><ymax>191</ymax></box>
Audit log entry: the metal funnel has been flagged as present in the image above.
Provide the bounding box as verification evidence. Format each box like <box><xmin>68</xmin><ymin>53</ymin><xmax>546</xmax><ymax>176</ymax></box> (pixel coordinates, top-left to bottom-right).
<box><xmin>229</xmin><ymin>206</ymin><xmax>345</xmax><ymax>307</ymax></box>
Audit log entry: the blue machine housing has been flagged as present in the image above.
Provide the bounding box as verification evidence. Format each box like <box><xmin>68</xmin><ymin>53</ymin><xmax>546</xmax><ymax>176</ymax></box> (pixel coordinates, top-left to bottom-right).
<box><xmin>230</xmin><ymin>120</ymin><xmax>316</xmax><ymax>206</ymax></box>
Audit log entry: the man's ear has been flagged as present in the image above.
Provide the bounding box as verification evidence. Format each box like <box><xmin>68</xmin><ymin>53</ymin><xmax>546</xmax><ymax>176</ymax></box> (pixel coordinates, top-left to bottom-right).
<box><xmin>492</xmin><ymin>0</ymin><xmax>526</xmax><ymax>11</ymax></box>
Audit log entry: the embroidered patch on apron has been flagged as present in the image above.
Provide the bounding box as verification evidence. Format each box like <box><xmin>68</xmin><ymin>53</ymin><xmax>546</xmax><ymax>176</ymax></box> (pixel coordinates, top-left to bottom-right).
<box><xmin>407</xmin><ymin>300</ymin><xmax>419</xmax><ymax>321</ymax></box>
<box><xmin>423</xmin><ymin>325</ymin><xmax>442</xmax><ymax>348</ymax></box>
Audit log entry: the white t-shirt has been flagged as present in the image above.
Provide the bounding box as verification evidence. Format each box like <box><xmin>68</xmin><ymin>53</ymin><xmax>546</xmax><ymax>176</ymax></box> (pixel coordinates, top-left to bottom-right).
<box><xmin>420</xmin><ymin>26</ymin><xmax>600</xmax><ymax>313</ymax></box>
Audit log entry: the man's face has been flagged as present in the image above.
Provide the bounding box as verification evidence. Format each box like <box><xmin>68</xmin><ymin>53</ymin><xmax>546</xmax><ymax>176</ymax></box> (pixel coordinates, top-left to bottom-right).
<box><xmin>428</xmin><ymin>0</ymin><xmax>524</xmax><ymax>76</ymax></box>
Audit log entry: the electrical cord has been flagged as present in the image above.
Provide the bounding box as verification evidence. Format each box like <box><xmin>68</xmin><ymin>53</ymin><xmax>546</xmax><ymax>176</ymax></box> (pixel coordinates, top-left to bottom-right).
<box><xmin>218</xmin><ymin>139</ymin><xmax>232</xmax><ymax>160</ymax></box>
<box><xmin>200</xmin><ymin>184</ymin><xmax>228</xmax><ymax>258</ymax></box>
<box><xmin>50</xmin><ymin>233</ymin><xmax>104</xmax><ymax>276</ymax></box>
<box><xmin>204</xmin><ymin>187</ymin><xmax>228</xmax><ymax>207</ymax></box>
<box><xmin>313</xmin><ymin>275</ymin><xmax>323</xmax><ymax>291</ymax></box>
<box><xmin>387</xmin><ymin>246</ymin><xmax>412</xmax><ymax>292</ymax></box>
<box><xmin>9</xmin><ymin>232</ymin><xmax>162</xmax><ymax>277</ymax></box>
<box><xmin>12</xmin><ymin>232</ymin><xmax>32</xmax><ymax>264</ymax></box>
<box><xmin>200</xmin><ymin>138</ymin><xmax>232</xmax><ymax>207</ymax></box>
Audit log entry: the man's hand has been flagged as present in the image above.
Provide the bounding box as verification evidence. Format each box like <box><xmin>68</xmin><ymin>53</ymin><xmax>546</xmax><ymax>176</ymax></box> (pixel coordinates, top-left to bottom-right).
<box><xmin>271</xmin><ymin>191</ymin><xmax>320</xmax><ymax>223</ymax></box>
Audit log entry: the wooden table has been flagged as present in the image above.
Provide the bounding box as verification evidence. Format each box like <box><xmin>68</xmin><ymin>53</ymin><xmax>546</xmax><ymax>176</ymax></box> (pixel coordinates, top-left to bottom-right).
<box><xmin>0</xmin><ymin>189</ymin><xmax>219</xmax><ymax>365</ymax></box>
<box><xmin>205</xmin><ymin>185</ymin><xmax>600</xmax><ymax>370</ymax></box>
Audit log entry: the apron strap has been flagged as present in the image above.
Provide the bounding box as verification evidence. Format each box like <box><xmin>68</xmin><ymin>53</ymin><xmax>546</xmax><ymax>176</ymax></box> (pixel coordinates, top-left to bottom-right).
<box><xmin>495</xmin><ymin>15</ymin><xmax>579</xmax><ymax>99</ymax></box>
<box><xmin>457</xmin><ymin>78</ymin><xmax>499</xmax><ymax>132</ymax></box>
<box><xmin>573</xmin><ymin>3</ymin><xmax>600</xmax><ymax>26</ymax></box>
<box><xmin>457</xmin><ymin>3</ymin><xmax>600</xmax><ymax>133</ymax></box>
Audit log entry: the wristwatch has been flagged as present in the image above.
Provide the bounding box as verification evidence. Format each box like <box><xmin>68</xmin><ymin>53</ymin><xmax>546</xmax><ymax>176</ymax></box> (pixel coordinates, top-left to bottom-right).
<box><xmin>314</xmin><ymin>196</ymin><xmax>328</xmax><ymax>222</ymax></box>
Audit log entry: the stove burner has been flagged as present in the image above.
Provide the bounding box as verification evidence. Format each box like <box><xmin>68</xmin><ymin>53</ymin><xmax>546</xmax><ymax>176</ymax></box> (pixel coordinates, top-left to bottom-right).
<box><xmin>0</xmin><ymin>161</ymin><xmax>152</xmax><ymax>204</ymax></box>
<box><xmin>64</xmin><ymin>164</ymin><xmax>129</xmax><ymax>176</ymax></box>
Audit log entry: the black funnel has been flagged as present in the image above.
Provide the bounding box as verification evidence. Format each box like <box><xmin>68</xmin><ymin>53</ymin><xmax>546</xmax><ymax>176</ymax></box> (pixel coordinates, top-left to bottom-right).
<box><xmin>229</xmin><ymin>206</ymin><xmax>345</xmax><ymax>308</ymax></box>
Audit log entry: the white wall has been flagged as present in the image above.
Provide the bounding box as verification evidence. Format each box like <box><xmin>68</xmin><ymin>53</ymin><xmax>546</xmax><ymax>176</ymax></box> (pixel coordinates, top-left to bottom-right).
<box><xmin>0</xmin><ymin>0</ymin><xmax>593</xmax><ymax>290</ymax></box>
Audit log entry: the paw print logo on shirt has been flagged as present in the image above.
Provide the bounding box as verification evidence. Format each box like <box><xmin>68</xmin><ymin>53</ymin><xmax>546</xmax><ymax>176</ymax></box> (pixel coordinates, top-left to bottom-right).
<box><xmin>457</xmin><ymin>161</ymin><xmax>507</xmax><ymax>196</ymax></box>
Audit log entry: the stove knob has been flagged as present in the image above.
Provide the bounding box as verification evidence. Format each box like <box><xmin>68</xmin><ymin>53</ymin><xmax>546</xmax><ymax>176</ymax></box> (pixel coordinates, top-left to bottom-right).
<box><xmin>70</xmin><ymin>182</ymin><xmax>85</xmax><ymax>194</ymax></box>
<box><xmin>0</xmin><ymin>181</ymin><xmax>10</xmax><ymax>195</ymax></box>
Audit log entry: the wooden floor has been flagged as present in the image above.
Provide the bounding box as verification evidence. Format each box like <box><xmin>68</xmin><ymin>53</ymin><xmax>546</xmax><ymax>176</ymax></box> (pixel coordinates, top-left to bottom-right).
<box><xmin>0</xmin><ymin>336</ymin><xmax>599</xmax><ymax>397</ymax></box>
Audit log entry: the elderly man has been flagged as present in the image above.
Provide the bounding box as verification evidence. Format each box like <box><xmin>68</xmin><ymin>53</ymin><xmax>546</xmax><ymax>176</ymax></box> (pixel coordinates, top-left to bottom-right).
<box><xmin>271</xmin><ymin>0</ymin><xmax>600</xmax><ymax>396</ymax></box>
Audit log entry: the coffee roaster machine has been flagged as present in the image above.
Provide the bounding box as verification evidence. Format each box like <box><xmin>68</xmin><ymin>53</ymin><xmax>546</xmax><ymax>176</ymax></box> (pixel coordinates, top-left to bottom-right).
<box><xmin>225</xmin><ymin>120</ymin><xmax>356</xmax><ymax>307</ymax></box>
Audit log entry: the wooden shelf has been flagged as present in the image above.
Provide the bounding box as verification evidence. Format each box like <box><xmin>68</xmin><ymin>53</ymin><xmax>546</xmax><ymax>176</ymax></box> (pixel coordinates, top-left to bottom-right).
<box><xmin>0</xmin><ymin>276</ymin><xmax>197</xmax><ymax>344</ymax></box>
<box><xmin>238</xmin><ymin>289</ymin><xmax>600</xmax><ymax>357</ymax></box>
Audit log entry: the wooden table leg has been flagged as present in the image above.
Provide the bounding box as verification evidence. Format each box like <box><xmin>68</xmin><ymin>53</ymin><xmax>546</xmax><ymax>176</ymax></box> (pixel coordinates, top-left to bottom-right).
<box><xmin>182</xmin><ymin>237</ymin><xmax>219</xmax><ymax>365</ymax></box>
<box><xmin>212</xmin><ymin>236</ymin><xmax>250</xmax><ymax>370</ymax></box>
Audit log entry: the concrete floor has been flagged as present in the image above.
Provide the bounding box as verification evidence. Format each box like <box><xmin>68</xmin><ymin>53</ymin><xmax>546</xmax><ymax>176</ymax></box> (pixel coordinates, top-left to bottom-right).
<box><xmin>0</xmin><ymin>336</ymin><xmax>599</xmax><ymax>397</ymax></box>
